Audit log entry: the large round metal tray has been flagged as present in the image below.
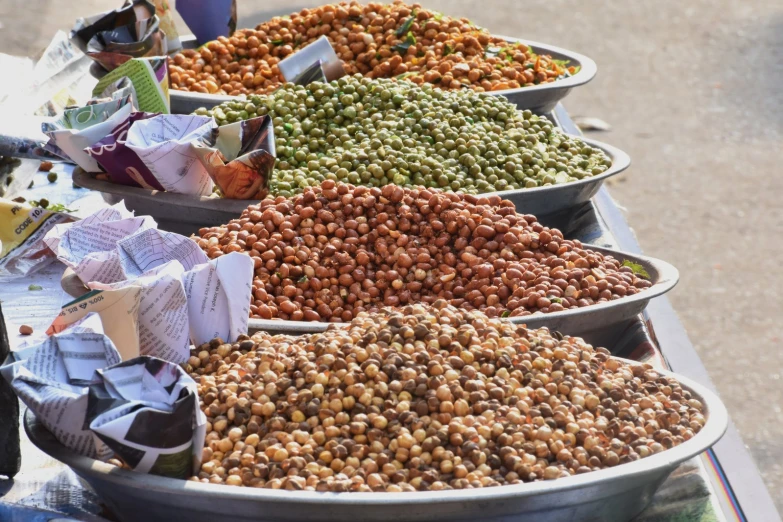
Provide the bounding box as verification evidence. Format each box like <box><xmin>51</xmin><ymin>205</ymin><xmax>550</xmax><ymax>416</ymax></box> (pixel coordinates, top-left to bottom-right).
<box><xmin>247</xmin><ymin>244</ymin><xmax>677</xmax><ymax>339</ymax></box>
<box><xmin>71</xmin><ymin>136</ymin><xmax>627</xmax><ymax>235</ymax></box>
<box><xmin>24</xmin><ymin>361</ymin><xmax>727</xmax><ymax>522</ymax></box>
<box><xmin>113</xmin><ymin>35</ymin><xmax>594</xmax><ymax>114</ymax></box>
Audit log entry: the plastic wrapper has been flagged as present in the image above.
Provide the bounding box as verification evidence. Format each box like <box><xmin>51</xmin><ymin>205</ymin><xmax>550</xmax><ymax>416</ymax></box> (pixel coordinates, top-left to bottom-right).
<box><xmin>41</xmin><ymin>96</ymin><xmax>133</xmax><ymax>172</ymax></box>
<box><xmin>71</xmin><ymin>1</ymin><xmax>167</xmax><ymax>72</ymax></box>
<box><xmin>87</xmin><ymin>111</ymin><xmax>164</xmax><ymax>190</ymax></box>
<box><xmin>176</xmin><ymin>0</ymin><xmax>237</xmax><ymax>44</ymax></box>
<box><xmin>0</xmin><ymin>198</ymin><xmax>75</xmax><ymax>280</ymax></box>
<box><xmin>2</xmin><ymin>314</ymin><xmax>206</xmax><ymax>478</ymax></box>
<box><xmin>92</xmin><ymin>57</ymin><xmax>169</xmax><ymax>113</ymax></box>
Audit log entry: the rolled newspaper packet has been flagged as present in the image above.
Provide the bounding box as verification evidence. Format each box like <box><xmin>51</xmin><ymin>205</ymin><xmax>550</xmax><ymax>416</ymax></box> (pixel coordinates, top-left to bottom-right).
<box><xmin>71</xmin><ymin>0</ymin><xmax>167</xmax><ymax>71</ymax></box>
<box><xmin>1</xmin><ymin>313</ymin><xmax>120</xmax><ymax>459</ymax></box>
<box><xmin>86</xmin><ymin>356</ymin><xmax>206</xmax><ymax>478</ymax></box>
<box><xmin>86</xmin><ymin>111</ymin><xmax>165</xmax><ymax>190</ymax></box>
<box><xmin>191</xmin><ymin>115</ymin><xmax>275</xmax><ymax>199</ymax></box>
<box><xmin>124</xmin><ymin>114</ymin><xmax>215</xmax><ymax>195</ymax></box>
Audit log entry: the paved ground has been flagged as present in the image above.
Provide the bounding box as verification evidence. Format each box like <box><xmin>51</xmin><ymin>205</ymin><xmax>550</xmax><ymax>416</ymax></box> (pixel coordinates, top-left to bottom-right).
<box><xmin>1</xmin><ymin>0</ymin><xmax>782</xmax><ymax>512</ymax></box>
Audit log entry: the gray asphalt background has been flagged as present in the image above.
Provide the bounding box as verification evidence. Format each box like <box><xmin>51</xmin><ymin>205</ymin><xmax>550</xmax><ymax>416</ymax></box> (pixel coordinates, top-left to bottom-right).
<box><xmin>1</xmin><ymin>0</ymin><xmax>781</xmax><ymax>511</ymax></box>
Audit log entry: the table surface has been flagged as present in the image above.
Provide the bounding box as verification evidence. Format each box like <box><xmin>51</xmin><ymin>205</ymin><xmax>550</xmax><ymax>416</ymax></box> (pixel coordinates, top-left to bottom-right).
<box><xmin>0</xmin><ymin>105</ymin><xmax>776</xmax><ymax>522</ymax></box>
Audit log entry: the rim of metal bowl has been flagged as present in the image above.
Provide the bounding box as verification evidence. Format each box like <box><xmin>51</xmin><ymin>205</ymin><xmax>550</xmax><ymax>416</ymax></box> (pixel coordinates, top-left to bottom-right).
<box><xmin>162</xmin><ymin>35</ymin><xmax>596</xmax><ymax>109</ymax></box>
<box><xmin>485</xmin><ymin>135</ymin><xmax>630</xmax><ymax>201</ymax></box>
<box><xmin>246</xmin><ymin>243</ymin><xmax>676</xmax><ymax>334</ymax></box>
<box><xmin>485</xmin><ymin>36</ymin><xmax>598</xmax><ymax>97</ymax></box>
<box><xmin>24</xmin><ymin>360</ymin><xmax>727</xmax><ymax>506</ymax></box>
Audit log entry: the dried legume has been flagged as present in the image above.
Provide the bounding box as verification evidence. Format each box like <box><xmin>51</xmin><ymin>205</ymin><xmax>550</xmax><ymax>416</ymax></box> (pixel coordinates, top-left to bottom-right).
<box><xmin>170</xmin><ymin>1</ymin><xmax>576</xmax><ymax>96</ymax></box>
<box><xmin>195</xmin><ymin>181</ymin><xmax>650</xmax><ymax>322</ymax></box>
<box><xmin>195</xmin><ymin>76</ymin><xmax>610</xmax><ymax>196</ymax></box>
<box><xmin>188</xmin><ymin>303</ymin><xmax>705</xmax><ymax>491</ymax></box>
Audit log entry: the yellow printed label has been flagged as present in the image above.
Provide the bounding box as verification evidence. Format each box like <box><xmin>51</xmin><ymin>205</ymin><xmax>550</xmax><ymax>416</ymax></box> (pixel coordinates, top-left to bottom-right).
<box><xmin>0</xmin><ymin>200</ymin><xmax>55</xmax><ymax>258</ymax></box>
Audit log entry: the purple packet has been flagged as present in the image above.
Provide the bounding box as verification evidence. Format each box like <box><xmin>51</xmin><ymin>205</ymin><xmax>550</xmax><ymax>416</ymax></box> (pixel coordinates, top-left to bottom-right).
<box><xmin>176</xmin><ymin>0</ymin><xmax>236</xmax><ymax>44</ymax></box>
<box><xmin>87</xmin><ymin>111</ymin><xmax>165</xmax><ymax>190</ymax></box>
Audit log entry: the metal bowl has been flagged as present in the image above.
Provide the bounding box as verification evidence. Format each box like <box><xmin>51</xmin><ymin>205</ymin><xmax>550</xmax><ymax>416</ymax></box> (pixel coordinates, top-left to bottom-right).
<box><xmin>24</xmin><ymin>361</ymin><xmax>727</xmax><ymax>522</ymax></box>
<box><xmin>149</xmin><ymin>35</ymin><xmax>595</xmax><ymax>114</ymax></box>
<box><xmin>71</xmin><ymin>136</ymin><xmax>627</xmax><ymax>235</ymax></box>
<box><xmin>247</xmin><ymin>244</ymin><xmax>677</xmax><ymax>339</ymax></box>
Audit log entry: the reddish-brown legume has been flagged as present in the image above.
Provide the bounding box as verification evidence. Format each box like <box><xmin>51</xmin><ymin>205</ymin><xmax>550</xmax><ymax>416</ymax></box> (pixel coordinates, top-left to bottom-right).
<box><xmin>195</xmin><ymin>182</ymin><xmax>650</xmax><ymax>322</ymax></box>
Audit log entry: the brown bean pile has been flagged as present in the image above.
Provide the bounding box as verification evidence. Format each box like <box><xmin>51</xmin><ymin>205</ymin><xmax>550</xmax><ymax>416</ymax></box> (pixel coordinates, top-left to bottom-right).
<box><xmin>195</xmin><ymin>181</ymin><xmax>651</xmax><ymax>322</ymax></box>
<box><xmin>187</xmin><ymin>303</ymin><xmax>706</xmax><ymax>491</ymax></box>
<box><xmin>169</xmin><ymin>1</ymin><xmax>575</xmax><ymax>96</ymax></box>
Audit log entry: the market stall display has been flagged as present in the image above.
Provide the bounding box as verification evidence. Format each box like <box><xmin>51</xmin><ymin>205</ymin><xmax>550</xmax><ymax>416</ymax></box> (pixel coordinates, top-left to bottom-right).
<box><xmin>23</xmin><ymin>305</ymin><xmax>729</xmax><ymax>522</ymax></box>
<box><xmin>3</xmin><ymin>1</ymin><xmax>778</xmax><ymax>520</ymax></box>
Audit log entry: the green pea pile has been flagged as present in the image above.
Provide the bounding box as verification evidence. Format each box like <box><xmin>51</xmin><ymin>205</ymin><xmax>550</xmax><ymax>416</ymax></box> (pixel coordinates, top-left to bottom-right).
<box><xmin>194</xmin><ymin>75</ymin><xmax>611</xmax><ymax>197</ymax></box>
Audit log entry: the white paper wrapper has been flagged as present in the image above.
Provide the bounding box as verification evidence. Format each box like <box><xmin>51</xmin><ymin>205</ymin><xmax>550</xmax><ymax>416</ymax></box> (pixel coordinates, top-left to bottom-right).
<box><xmin>0</xmin><ymin>313</ymin><xmax>120</xmax><ymax>459</ymax></box>
<box><xmin>125</xmin><ymin>114</ymin><xmax>215</xmax><ymax>196</ymax></box>
<box><xmin>43</xmin><ymin>202</ymin><xmax>157</xmax><ymax>284</ymax></box>
<box><xmin>182</xmin><ymin>252</ymin><xmax>254</xmax><ymax>346</ymax></box>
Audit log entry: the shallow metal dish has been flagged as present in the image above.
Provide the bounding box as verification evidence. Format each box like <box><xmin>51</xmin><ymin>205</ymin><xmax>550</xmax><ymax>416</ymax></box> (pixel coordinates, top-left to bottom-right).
<box><xmin>130</xmin><ymin>35</ymin><xmax>595</xmax><ymax>114</ymax></box>
<box><xmin>247</xmin><ymin>244</ymin><xmax>677</xmax><ymax>339</ymax></box>
<box><xmin>71</xmin><ymin>136</ymin><xmax>626</xmax><ymax>235</ymax></box>
<box><xmin>24</xmin><ymin>361</ymin><xmax>726</xmax><ymax>522</ymax></box>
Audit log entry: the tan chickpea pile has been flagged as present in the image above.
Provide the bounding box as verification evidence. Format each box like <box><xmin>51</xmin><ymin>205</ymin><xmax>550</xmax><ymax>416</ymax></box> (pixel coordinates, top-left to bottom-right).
<box><xmin>195</xmin><ymin>181</ymin><xmax>652</xmax><ymax>322</ymax></box>
<box><xmin>169</xmin><ymin>1</ymin><xmax>575</xmax><ymax>96</ymax></box>
<box><xmin>187</xmin><ymin>303</ymin><xmax>706</xmax><ymax>491</ymax></box>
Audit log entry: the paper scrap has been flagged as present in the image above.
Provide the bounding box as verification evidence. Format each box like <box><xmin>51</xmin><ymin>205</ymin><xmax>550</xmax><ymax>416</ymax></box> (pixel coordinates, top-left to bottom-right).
<box><xmin>48</xmin><ymin>287</ymin><xmax>143</xmax><ymax>362</ymax></box>
<box><xmin>0</xmin><ymin>199</ymin><xmax>74</xmax><ymax>280</ymax></box>
<box><xmin>183</xmin><ymin>252</ymin><xmax>253</xmax><ymax>345</ymax></box>
<box><xmin>2</xmin><ymin>313</ymin><xmax>205</xmax><ymax>478</ymax></box>
<box><xmin>87</xmin><ymin>111</ymin><xmax>165</xmax><ymax>190</ymax></box>
<box><xmin>279</xmin><ymin>36</ymin><xmax>345</xmax><ymax>84</ymax></box>
<box><xmin>44</xmin><ymin>202</ymin><xmax>157</xmax><ymax>285</ymax></box>
<box><xmin>192</xmin><ymin>115</ymin><xmax>275</xmax><ymax>199</ymax></box>
<box><xmin>72</xmin><ymin>1</ymin><xmax>167</xmax><ymax>72</ymax></box>
<box><xmin>41</xmin><ymin>100</ymin><xmax>133</xmax><ymax>172</ymax></box>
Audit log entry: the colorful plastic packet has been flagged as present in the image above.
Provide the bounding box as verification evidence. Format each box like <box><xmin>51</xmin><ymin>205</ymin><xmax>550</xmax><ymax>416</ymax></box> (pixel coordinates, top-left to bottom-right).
<box><xmin>92</xmin><ymin>57</ymin><xmax>169</xmax><ymax>113</ymax></box>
